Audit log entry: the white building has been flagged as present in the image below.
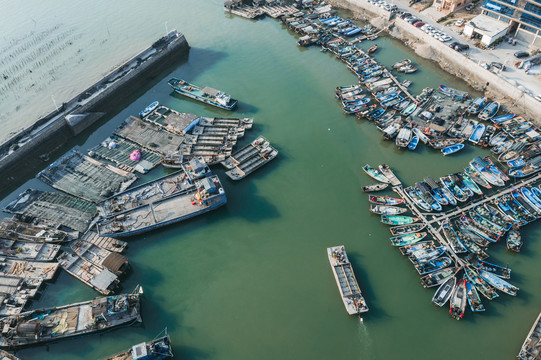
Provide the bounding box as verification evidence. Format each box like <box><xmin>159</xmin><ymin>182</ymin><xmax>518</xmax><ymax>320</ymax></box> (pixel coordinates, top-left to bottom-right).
<box><xmin>463</xmin><ymin>14</ymin><xmax>510</xmax><ymax>46</ymax></box>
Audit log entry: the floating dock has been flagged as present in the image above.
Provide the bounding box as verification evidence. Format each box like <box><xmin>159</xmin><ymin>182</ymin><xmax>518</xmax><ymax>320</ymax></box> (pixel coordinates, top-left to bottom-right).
<box><xmin>0</xmin><ymin>276</ymin><xmax>43</xmax><ymax>316</ymax></box>
<box><xmin>220</xmin><ymin>136</ymin><xmax>278</xmax><ymax>180</ymax></box>
<box><xmin>80</xmin><ymin>228</ymin><xmax>128</xmax><ymax>254</ymax></box>
<box><xmin>0</xmin><ymin>258</ymin><xmax>58</xmax><ymax>281</ymax></box>
<box><xmin>4</xmin><ymin>189</ymin><xmax>97</xmax><ymax>233</ymax></box>
<box><xmin>0</xmin><ymin>239</ymin><xmax>60</xmax><ymax>262</ymax></box>
<box><xmin>0</xmin><ymin>218</ymin><xmax>68</xmax><ymax>243</ymax></box>
<box><xmin>37</xmin><ymin>150</ymin><xmax>137</xmax><ymax>203</ymax></box>
<box><xmin>71</xmin><ymin>240</ymin><xmax>129</xmax><ymax>276</ymax></box>
<box><xmin>327</xmin><ymin>245</ymin><xmax>368</xmax><ymax>315</ymax></box>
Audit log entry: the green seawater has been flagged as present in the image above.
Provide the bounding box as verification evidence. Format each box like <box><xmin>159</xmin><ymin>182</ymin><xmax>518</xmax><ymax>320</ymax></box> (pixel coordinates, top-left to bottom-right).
<box><xmin>0</xmin><ymin>1</ymin><xmax>540</xmax><ymax>359</ymax></box>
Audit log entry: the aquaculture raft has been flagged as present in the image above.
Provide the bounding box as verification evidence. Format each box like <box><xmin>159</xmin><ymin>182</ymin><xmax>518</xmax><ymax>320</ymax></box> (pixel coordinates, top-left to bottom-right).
<box><xmin>220</xmin><ymin>136</ymin><xmax>278</xmax><ymax>180</ymax></box>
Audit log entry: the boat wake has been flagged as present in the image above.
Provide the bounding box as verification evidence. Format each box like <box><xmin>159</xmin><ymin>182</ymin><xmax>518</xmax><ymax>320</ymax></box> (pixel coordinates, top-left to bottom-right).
<box><xmin>357</xmin><ymin>316</ymin><xmax>374</xmax><ymax>359</ymax></box>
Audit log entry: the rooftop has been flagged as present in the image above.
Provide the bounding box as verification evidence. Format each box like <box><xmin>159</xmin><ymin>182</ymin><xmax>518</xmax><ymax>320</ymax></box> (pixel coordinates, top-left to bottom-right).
<box><xmin>466</xmin><ymin>14</ymin><xmax>510</xmax><ymax>37</ymax></box>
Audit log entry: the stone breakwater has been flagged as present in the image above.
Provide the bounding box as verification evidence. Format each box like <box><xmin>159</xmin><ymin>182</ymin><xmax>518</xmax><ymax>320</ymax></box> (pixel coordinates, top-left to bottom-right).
<box><xmin>334</xmin><ymin>0</ymin><xmax>541</xmax><ymax>121</ymax></box>
<box><xmin>0</xmin><ymin>30</ymin><xmax>189</xmax><ymax>193</ymax></box>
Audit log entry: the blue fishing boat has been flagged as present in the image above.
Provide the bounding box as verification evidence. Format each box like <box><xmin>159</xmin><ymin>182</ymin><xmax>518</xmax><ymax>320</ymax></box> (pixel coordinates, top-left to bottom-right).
<box><xmin>479</xmin><ymin>270</ymin><xmax>519</xmax><ymax>296</ymax></box>
<box><xmin>441</xmin><ymin>143</ymin><xmax>464</xmax><ymax>155</ymax></box>
<box><xmin>368</xmin><ymin>108</ymin><xmax>385</xmax><ymax>120</ymax></box>
<box><xmin>519</xmin><ymin>187</ymin><xmax>541</xmax><ymax>212</ymax></box>
<box><xmin>401</xmin><ymin>102</ymin><xmax>417</xmax><ymax>116</ymax></box>
<box><xmin>441</xmin><ymin>219</ymin><xmax>467</xmax><ymax>253</ymax></box>
<box><xmin>470</xmin><ymin>157</ymin><xmax>505</xmax><ymax>187</ymax></box>
<box><xmin>465</xmin><ymin>277</ymin><xmax>485</xmax><ymax>312</ymax></box>
<box><xmin>139</xmin><ymin>101</ymin><xmax>159</xmax><ymax>118</ymax></box>
<box><xmin>478</xmin><ymin>101</ymin><xmax>500</xmax><ymax>120</ymax></box>
<box><xmin>468</xmin><ymin>124</ymin><xmax>486</xmax><ymax>144</ymax></box>
<box><xmin>342</xmin><ymin>98</ymin><xmax>371</xmax><ymax>106</ymax></box>
<box><xmin>344</xmin><ymin>105</ymin><xmax>366</xmax><ymax>114</ymax></box>
<box><xmin>491</xmin><ymin>113</ymin><xmax>515</xmax><ymax>124</ymax></box>
<box><xmin>470</xmin><ymin>257</ymin><xmax>511</xmax><ymax>279</ymax></box>
<box><xmin>507</xmin><ymin>225</ymin><xmax>522</xmax><ymax>252</ymax></box>
<box><xmin>467</xmin><ymin>97</ymin><xmax>486</xmax><ymax>114</ymax></box>
<box><xmin>408</xmin><ymin>136</ymin><xmax>419</xmax><ymax>150</ymax></box>
<box><xmin>344</xmin><ymin>27</ymin><xmax>362</xmax><ymax>36</ymax></box>
<box><xmin>414</xmin><ymin>257</ymin><xmax>453</xmax><ymax>275</ymax></box>
<box><xmin>531</xmin><ymin>187</ymin><xmax>541</xmax><ymax>203</ymax></box>
<box><xmin>439</xmin><ymin>85</ymin><xmax>468</xmax><ymax>99</ymax></box>
<box><xmin>511</xmin><ymin>190</ymin><xmax>538</xmax><ymax>217</ymax></box>
<box><xmin>507</xmin><ymin>158</ymin><xmax>526</xmax><ymax>168</ymax></box>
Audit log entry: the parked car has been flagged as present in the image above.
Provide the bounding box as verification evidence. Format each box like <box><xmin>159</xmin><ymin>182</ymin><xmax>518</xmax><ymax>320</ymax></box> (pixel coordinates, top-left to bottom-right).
<box><xmin>455</xmin><ymin>19</ymin><xmax>464</xmax><ymax>26</ymax></box>
<box><xmin>400</xmin><ymin>12</ymin><xmax>411</xmax><ymax>19</ymax></box>
<box><xmin>449</xmin><ymin>41</ymin><xmax>460</xmax><ymax>48</ymax></box>
<box><xmin>455</xmin><ymin>43</ymin><xmax>470</xmax><ymax>51</ymax></box>
<box><xmin>491</xmin><ymin>62</ymin><xmax>505</xmax><ymax>71</ymax></box>
<box><xmin>535</xmin><ymin>94</ymin><xmax>541</xmax><ymax>102</ymax></box>
<box><xmin>413</xmin><ymin>21</ymin><xmax>425</xmax><ymax>27</ymax></box>
<box><xmin>406</xmin><ymin>16</ymin><xmax>418</xmax><ymax>23</ymax></box>
<box><xmin>514</xmin><ymin>51</ymin><xmax>529</xmax><ymax>58</ymax></box>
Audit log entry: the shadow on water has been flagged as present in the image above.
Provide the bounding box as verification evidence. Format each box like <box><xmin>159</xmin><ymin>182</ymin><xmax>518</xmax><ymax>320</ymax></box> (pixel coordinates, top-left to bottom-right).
<box><xmin>175</xmin><ymin>345</ymin><xmax>212</xmax><ymax>360</ymax></box>
<box><xmin>348</xmin><ymin>251</ymin><xmax>390</xmax><ymax>321</ymax></box>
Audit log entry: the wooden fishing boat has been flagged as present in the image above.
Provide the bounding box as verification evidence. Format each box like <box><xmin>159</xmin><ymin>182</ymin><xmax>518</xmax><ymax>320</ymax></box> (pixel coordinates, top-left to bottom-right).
<box><xmin>102</xmin><ymin>329</ymin><xmax>173</xmax><ymax>360</ymax></box>
<box><xmin>399</xmin><ymin>241</ymin><xmax>435</xmax><ymax>256</ymax></box>
<box><xmin>441</xmin><ymin>144</ymin><xmax>464</xmax><ymax>155</ymax></box>
<box><xmin>362</xmin><ymin>164</ymin><xmax>390</xmax><ymax>183</ymax></box>
<box><xmin>464</xmin><ymin>266</ymin><xmax>499</xmax><ymax>300</ymax></box>
<box><xmin>409</xmin><ymin>246</ymin><xmax>446</xmax><ymax>264</ymax></box>
<box><xmin>468</xmin><ymin>123</ymin><xmax>486</xmax><ymax>144</ymax></box>
<box><xmin>491</xmin><ymin>113</ymin><xmax>515</xmax><ymax>124</ymax></box>
<box><xmin>0</xmin><ymin>286</ymin><xmax>142</xmax><ymax>348</ymax></box>
<box><xmin>368</xmin><ymin>195</ymin><xmax>404</xmax><ymax>206</ymax></box>
<box><xmin>517</xmin><ymin>311</ymin><xmax>541</xmax><ymax>360</ymax></box>
<box><xmin>464</xmin><ymin>276</ymin><xmax>485</xmax><ymax>312</ymax></box>
<box><xmin>390</xmin><ymin>232</ymin><xmax>427</xmax><ymax>247</ymax></box>
<box><xmin>460</xmin><ymin>172</ymin><xmax>483</xmax><ymax>195</ymax></box>
<box><xmin>393</xmin><ymin>59</ymin><xmax>411</xmax><ymax>69</ymax></box>
<box><xmin>367</xmin><ymin>44</ymin><xmax>378</xmax><ymax>53</ymax></box>
<box><xmin>432</xmin><ymin>276</ymin><xmax>456</xmax><ymax>307</ymax></box>
<box><xmin>478</xmin><ymin>101</ymin><xmax>500</xmax><ymax>120</ymax></box>
<box><xmin>401</xmin><ymin>102</ymin><xmax>417</xmax><ymax>117</ymax></box>
<box><xmin>378</xmin><ymin>164</ymin><xmax>401</xmax><ymax>186</ymax></box>
<box><xmin>441</xmin><ymin>219</ymin><xmax>467</xmax><ymax>254</ymax></box>
<box><xmin>507</xmin><ymin>225</ymin><xmax>522</xmax><ymax>252</ymax></box>
<box><xmin>404</xmin><ymin>186</ymin><xmax>432</xmax><ymax>212</ymax></box>
<box><xmin>381</xmin><ymin>215</ymin><xmax>419</xmax><ymax>225</ymax></box>
<box><xmin>420</xmin><ymin>267</ymin><xmax>460</xmax><ymax>288</ymax></box>
<box><xmin>449</xmin><ymin>278</ymin><xmax>467</xmax><ymax>320</ymax></box>
<box><xmin>412</xmin><ymin>128</ymin><xmax>430</xmax><ymax>144</ymax></box>
<box><xmin>467</xmin><ymin>97</ymin><xmax>485</xmax><ymax>114</ymax></box>
<box><xmin>465</xmin><ymin>166</ymin><xmax>492</xmax><ymax>189</ymax></box>
<box><xmin>390</xmin><ymin>223</ymin><xmax>426</xmax><ymax>236</ymax></box>
<box><xmin>470</xmin><ymin>157</ymin><xmax>505</xmax><ymax>187</ymax></box>
<box><xmin>429</xmin><ymin>138</ymin><xmax>463</xmax><ymax>150</ymax></box>
<box><xmin>470</xmin><ymin>257</ymin><xmax>511</xmax><ymax>279</ymax></box>
<box><xmin>483</xmin><ymin>156</ymin><xmax>509</xmax><ymax>182</ymax></box>
<box><xmin>439</xmin><ymin>84</ymin><xmax>468</xmax><ymax>99</ymax></box>
<box><xmin>414</xmin><ymin>256</ymin><xmax>452</xmax><ymax>275</ymax></box>
<box><xmin>327</xmin><ymin>246</ymin><xmax>369</xmax><ymax>315</ymax></box>
<box><xmin>361</xmin><ymin>183</ymin><xmax>389</xmax><ymax>192</ymax></box>
<box><xmin>478</xmin><ymin>270</ymin><xmax>519</xmax><ymax>296</ymax></box>
<box><xmin>139</xmin><ymin>101</ymin><xmax>159</xmax><ymax>119</ymax></box>
<box><xmin>370</xmin><ymin>204</ymin><xmax>406</xmax><ymax>215</ymax></box>
<box><xmin>408</xmin><ymin>136</ymin><xmax>419</xmax><ymax>150</ymax></box>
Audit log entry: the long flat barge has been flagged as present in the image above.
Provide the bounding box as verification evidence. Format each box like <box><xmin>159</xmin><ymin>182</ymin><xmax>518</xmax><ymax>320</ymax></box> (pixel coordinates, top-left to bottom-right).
<box><xmin>96</xmin><ymin>174</ymin><xmax>227</xmax><ymax>237</ymax></box>
<box><xmin>220</xmin><ymin>136</ymin><xmax>278</xmax><ymax>180</ymax></box>
<box><xmin>168</xmin><ymin>78</ymin><xmax>238</xmax><ymax>111</ymax></box>
<box><xmin>0</xmin><ymin>288</ymin><xmax>142</xmax><ymax>349</ymax></box>
<box><xmin>518</xmin><ymin>311</ymin><xmax>541</xmax><ymax>360</ymax></box>
<box><xmin>327</xmin><ymin>245</ymin><xmax>368</xmax><ymax>315</ymax></box>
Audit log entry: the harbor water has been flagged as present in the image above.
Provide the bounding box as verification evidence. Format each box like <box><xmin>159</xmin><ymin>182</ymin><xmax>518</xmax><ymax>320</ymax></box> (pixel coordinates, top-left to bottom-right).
<box><xmin>1</xmin><ymin>0</ymin><xmax>540</xmax><ymax>359</ymax></box>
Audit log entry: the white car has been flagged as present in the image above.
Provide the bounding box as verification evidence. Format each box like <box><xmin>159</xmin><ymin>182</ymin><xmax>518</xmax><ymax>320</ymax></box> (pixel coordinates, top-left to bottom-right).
<box><xmin>455</xmin><ymin>19</ymin><xmax>464</xmax><ymax>26</ymax></box>
<box><xmin>442</xmin><ymin>35</ymin><xmax>453</xmax><ymax>42</ymax></box>
<box><xmin>535</xmin><ymin>94</ymin><xmax>541</xmax><ymax>102</ymax></box>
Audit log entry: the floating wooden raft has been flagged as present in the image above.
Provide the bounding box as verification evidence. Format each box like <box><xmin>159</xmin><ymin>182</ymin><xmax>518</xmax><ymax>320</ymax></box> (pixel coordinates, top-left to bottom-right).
<box><xmin>220</xmin><ymin>136</ymin><xmax>278</xmax><ymax>180</ymax></box>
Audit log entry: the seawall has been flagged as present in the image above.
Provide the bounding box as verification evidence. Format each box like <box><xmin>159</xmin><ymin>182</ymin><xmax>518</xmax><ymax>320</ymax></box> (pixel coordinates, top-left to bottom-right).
<box><xmin>334</xmin><ymin>0</ymin><xmax>541</xmax><ymax>121</ymax></box>
<box><xmin>0</xmin><ymin>30</ymin><xmax>189</xmax><ymax>192</ymax></box>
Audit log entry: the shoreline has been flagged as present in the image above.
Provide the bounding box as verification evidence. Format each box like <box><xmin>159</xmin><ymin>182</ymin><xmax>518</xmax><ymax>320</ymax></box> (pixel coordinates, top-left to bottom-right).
<box><xmin>0</xmin><ymin>30</ymin><xmax>190</xmax><ymax>193</ymax></box>
<box><xmin>332</xmin><ymin>0</ymin><xmax>541</xmax><ymax>121</ymax></box>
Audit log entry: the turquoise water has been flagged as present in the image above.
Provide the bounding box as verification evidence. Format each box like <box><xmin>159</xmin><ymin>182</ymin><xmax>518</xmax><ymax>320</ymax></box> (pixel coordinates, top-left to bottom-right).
<box><xmin>0</xmin><ymin>1</ymin><xmax>540</xmax><ymax>359</ymax></box>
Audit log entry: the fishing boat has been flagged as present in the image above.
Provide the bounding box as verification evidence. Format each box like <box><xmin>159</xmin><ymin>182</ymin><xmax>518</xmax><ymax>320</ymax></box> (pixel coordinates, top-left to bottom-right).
<box><xmin>439</xmin><ymin>85</ymin><xmax>468</xmax><ymax>99</ymax></box>
<box><xmin>441</xmin><ymin>220</ymin><xmax>467</xmax><ymax>253</ymax></box>
<box><xmin>464</xmin><ymin>277</ymin><xmax>485</xmax><ymax>312</ymax></box>
<box><xmin>367</xmin><ymin>44</ymin><xmax>378</xmax><ymax>53</ymax></box>
<box><xmin>0</xmin><ymin>286</ymin><xmax>142</xmax><ymax>348</ymax></box>
<box><xmin>478</xmin><ymin>101</ymin><xmax>500</xmax><ymax>120</ymax></box>
<box><xmin>489</xmin><ymin>132</ymin><xmax>507</xmax><ymax>147</ymax></box>
<box><xmin>478</xmin><ymin>270</ymin><xmax>519</xmax><ymax>296</ymax></box>
<box><xmin>412</xmin><ymin>128</ymin><xmax>430</xmax><ymax>144</ymax></box>
<box><xmin>464</xmin><ymin>267</ymin><xmax>499</xmax><ymax>300</ymax></box>
<box><xmin>395</xmin><ymin>127</ymin><xmax>413</xmax><ymax>148</ymax></box>
<box><xmin>441</xmin><ymin>144</ymin><xmax>464</xmax><ymax>155</ymax></box>
<box><xmin>468</xmin><ymin>124</ymin><xmax>486</xmax><ymax>144</ymax></box>
<box><xmin>401</xmin><ymin>102</ymin><xmax>417</xmax><ymax>117</ymax></box>
<box><xmin>393</xmin><ymin>59</ymin><xmax>411</xmax><ymax>69</ymax></box>
<box><xmin>103</xmin><ymin>329</ymin><xmax>173</xmax><ymax>360</ymax></box>
<box><xmin>139</xmin><ymin>101</ymin><xmax>159</xmax><ymax>118</ymax></box>
<box><xmin>470</xmin><ymin>157</ymin><xmax>505</xmax><ymax>187</ymax></box>
<box><xmin>362</xmin><ymin>164</ymin><xmax>390</xmax><ymax>183</ymax></box>
<box><xmin>390</xmin><ymin>232</ymin><xmax>427</xmax><ymax>247</ymax></box>
<box><xmin>460</xmin><ymin>215</ymin><xmax>500</xmax><ymax>242</ymax></box>
<box><xmin>517</xmin><ymin>311</ymin><xmax>541</xmax><ymax>360</ymax></box>
<box><xmin>0</xmin><ymin>350</ymin><xmax>19</xmax><ymax>360</ymax></box>
<box><xmin>484</xmin><ymin>156</ymin><xmax>509</xmax><ymax>182</ymax></box>
<box><xmin>370</xmin><ymin>204</ymin><xmax>406</xmax><ymax>215</ymax></box>
<box><xmin>361</xmin><ymin>183</ymin><xmax>389</xmax><ymax>192</ymax></box>
<box><xmin>441</xmin><ymin>176</ymin><xmax>468</xmax><ymax>202</ymax></box>
<box><xmin>414</xmin><ymin>257</ymin><xmax>452</xmax><ymax>275</ymax></box>
<box><xmin>511</xmin><ymin>190</ymin><xmax>538</xmax><ymax>217</ymax></box>
<box><xmin>0</xmin><ymin>219</ymin><xmax>68</xmax><ymax>243</ymax></box>
<box><xmin>432</xmin><ymin>276</ymin><xmax>456</xmax><ymax>307</ymax></box>
<box><xmin>168</xmin><ymin>78</ymin><xmax>238</xmax><ymax>111</ymax></box>
<box><xmin>368</xmin><ymin>195</ymin><xmax>403</xmax><ymax>206</ymax></box>
<box><xmin>96</xmin><ymin>175</ymin><xmax>227</xmax><ymax>237</ymax></box>
<box><xmin>399</xmin><ymin>241</ymin><xmax>436</xmax><ymax>256</ymax></box>
<box><xmin>327</xmin><ymin>246</ymin><xmax>369</xmax><ymax>315</ymax></box>
<box><xmin>469</xmin><ymin>210</ymin><xmax>505</xmax><ymax>236</ymax></box>
<box><xmin>521</xmin><ymin>187</ymin><xmax>541</xmax><ymax>211</ymax></box>
<box><xmin>381</xmin><ymin>215</ymin><xmax>419</xmax><ymax>225</ymax></box>
<box><xmin>429</xmin><ymin>138</ymin><xmax>463</xmax><ymax>150</ymax></box>
<box><xmin>507</xmin><ymin>225</ymin><xmax>522</xmax><ymax>252</ymax></box>
<box><xmin>409</xmin><ymin>246</ymin><xmax>446</xmax><ymax>264</ymax></box>
<box><xmin>470</xmin><ymin>257</ymin><xmax>511</xmax><ymax>279</ymax></box>
<box><xmin>491</xmin><ymin>113</ymin><xmax>515</xmax><ymax>124</ymax></box>
<box><xmin>467</xmin><ymin>97</ymin><xmax>486</xmax><ymax>114</ymax></box>
<box><xmin>459</xmin><ymin>172</ymin><xmax>483</xmax><ymax>195</ymax></box>
<box><xmin>408</xmin><ymin>136</ymin><xmax>419</xmax><ymax>150</ymax></box>
<box><xmin>474</xmin><ymin>205</ymin><xmax>511</xmax><ymax>230</ymax></box>
<box><xmin>390</xmin><ymin>223</ymin><xmax>426</xmax><ymax>236</ymax></box>
<box><xmin>405</xmin><ymin>186</ymin><xmax>432</xmax><ymax>212</ymax></box>
<box><xmin>465</xmin><ymin>166</ymin><xmax>491</xmax><ymax>189</ymax></box>
<box><xmin>449</xmin><ymin>278</ymin><xmax>467</xmax><ymax>320</ymax></box>
<box><xmin>378</xmin><ymin>164</ymin><xmax>401</xmax><ymax>186</ymax></box>
<box><xmin>420</xmin><ymin>267</ymin><xmax>460</xmax><ymax>288</ymax></box>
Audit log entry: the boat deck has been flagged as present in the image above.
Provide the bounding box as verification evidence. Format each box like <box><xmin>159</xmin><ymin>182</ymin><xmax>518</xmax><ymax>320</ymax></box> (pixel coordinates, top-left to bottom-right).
<box><xmin>0</xmin><ymin>218</ymin><xmax>68</xmax><ymax>243</ymax></box>
<box><xmin>71</xmin><ymin>240</ymin><xmax>129</xmax><ymax>276</ymax></box>
<box><xmin>519</xmin><ymin>311</ymin><xmax>541</xmax><ymax>360</ymax></box>
<box><xmin>198</xmin><ymin>116</ymin><xmax>253</xmax><ymax>130</ymax></box>
<box><xmin>0</xmin><ymin>239</ymin><xmax>60</xmax><ymax>262</ymax></box>
<box><xmin>37</xmin><ymin>150</ymin><xmax>137</xmax><ymax>203</ymax></box>
<box><xmin>58</xmin><ymin>251</ymin><xmax>118</xmax><ymax>294</ymax></box>
<box><xmin>81</xmin><ymin>229</ymin><xmax>128</xmax><ymax>253</ymax></box>
<box><xmin>0</xmin><ymin>276</ymin><xmax>42</xmax><ymax>316</ymax></box>
<box><xmin>114</xmin><ymin>116</ymin><xmax>184</xmax><ymax>155</ymax></box>
<box><xmin>144</xmin><ymin>107</ymin><xmax>198</xmax><ymax>135</ymax></box>
<box><xmin>220</xmin><ymin>137</ymin><xmax>278</xmax><ymax>180</ymax></box>
<box><xmin>0</xmin><ymin>258</ymin><xmax>58</xmax><ymax>280</ymax></box>
<box><xmin>4</xmin><ymin>189</ymin><xmax>97</xmax><ymax>233</ymax></box>
<box><xmin>89</xmin><ymin>137</ymin><xmax>162</xmax><ymax>174</ymax></box>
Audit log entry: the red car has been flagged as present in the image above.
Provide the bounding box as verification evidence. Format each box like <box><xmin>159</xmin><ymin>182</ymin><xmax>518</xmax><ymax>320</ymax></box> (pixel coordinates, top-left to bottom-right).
<box><xmin>413</xmin><ymin>21</ymin><xmax>425</xmax><ymax>27</ymax></box>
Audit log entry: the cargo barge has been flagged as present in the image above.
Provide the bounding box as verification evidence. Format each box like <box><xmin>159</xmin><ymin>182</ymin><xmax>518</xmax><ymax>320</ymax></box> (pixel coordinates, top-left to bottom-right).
<box><xmin>168</xmin><ymin>78</ymin><xmax>238</xmax><ymax>111</ymax></box>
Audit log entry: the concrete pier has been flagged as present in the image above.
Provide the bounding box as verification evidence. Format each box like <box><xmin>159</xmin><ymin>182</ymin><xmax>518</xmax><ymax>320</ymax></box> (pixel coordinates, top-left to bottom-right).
<box><xmin>0</xmin><ymin>30</ymin><xmax>190</xmax><ymax>194</ymax></box>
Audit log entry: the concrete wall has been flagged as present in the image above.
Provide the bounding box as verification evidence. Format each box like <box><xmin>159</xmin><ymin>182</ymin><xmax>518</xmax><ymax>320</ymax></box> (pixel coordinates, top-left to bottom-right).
<box><xmin>334</xmin><ymin>0</ymin><xmax>541</xmax><ymax>121</ymax></box>
<box><xmin>0</xmin><ymin>31</ymin><xmax>190</xmax><ymax>193</ymax></box>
